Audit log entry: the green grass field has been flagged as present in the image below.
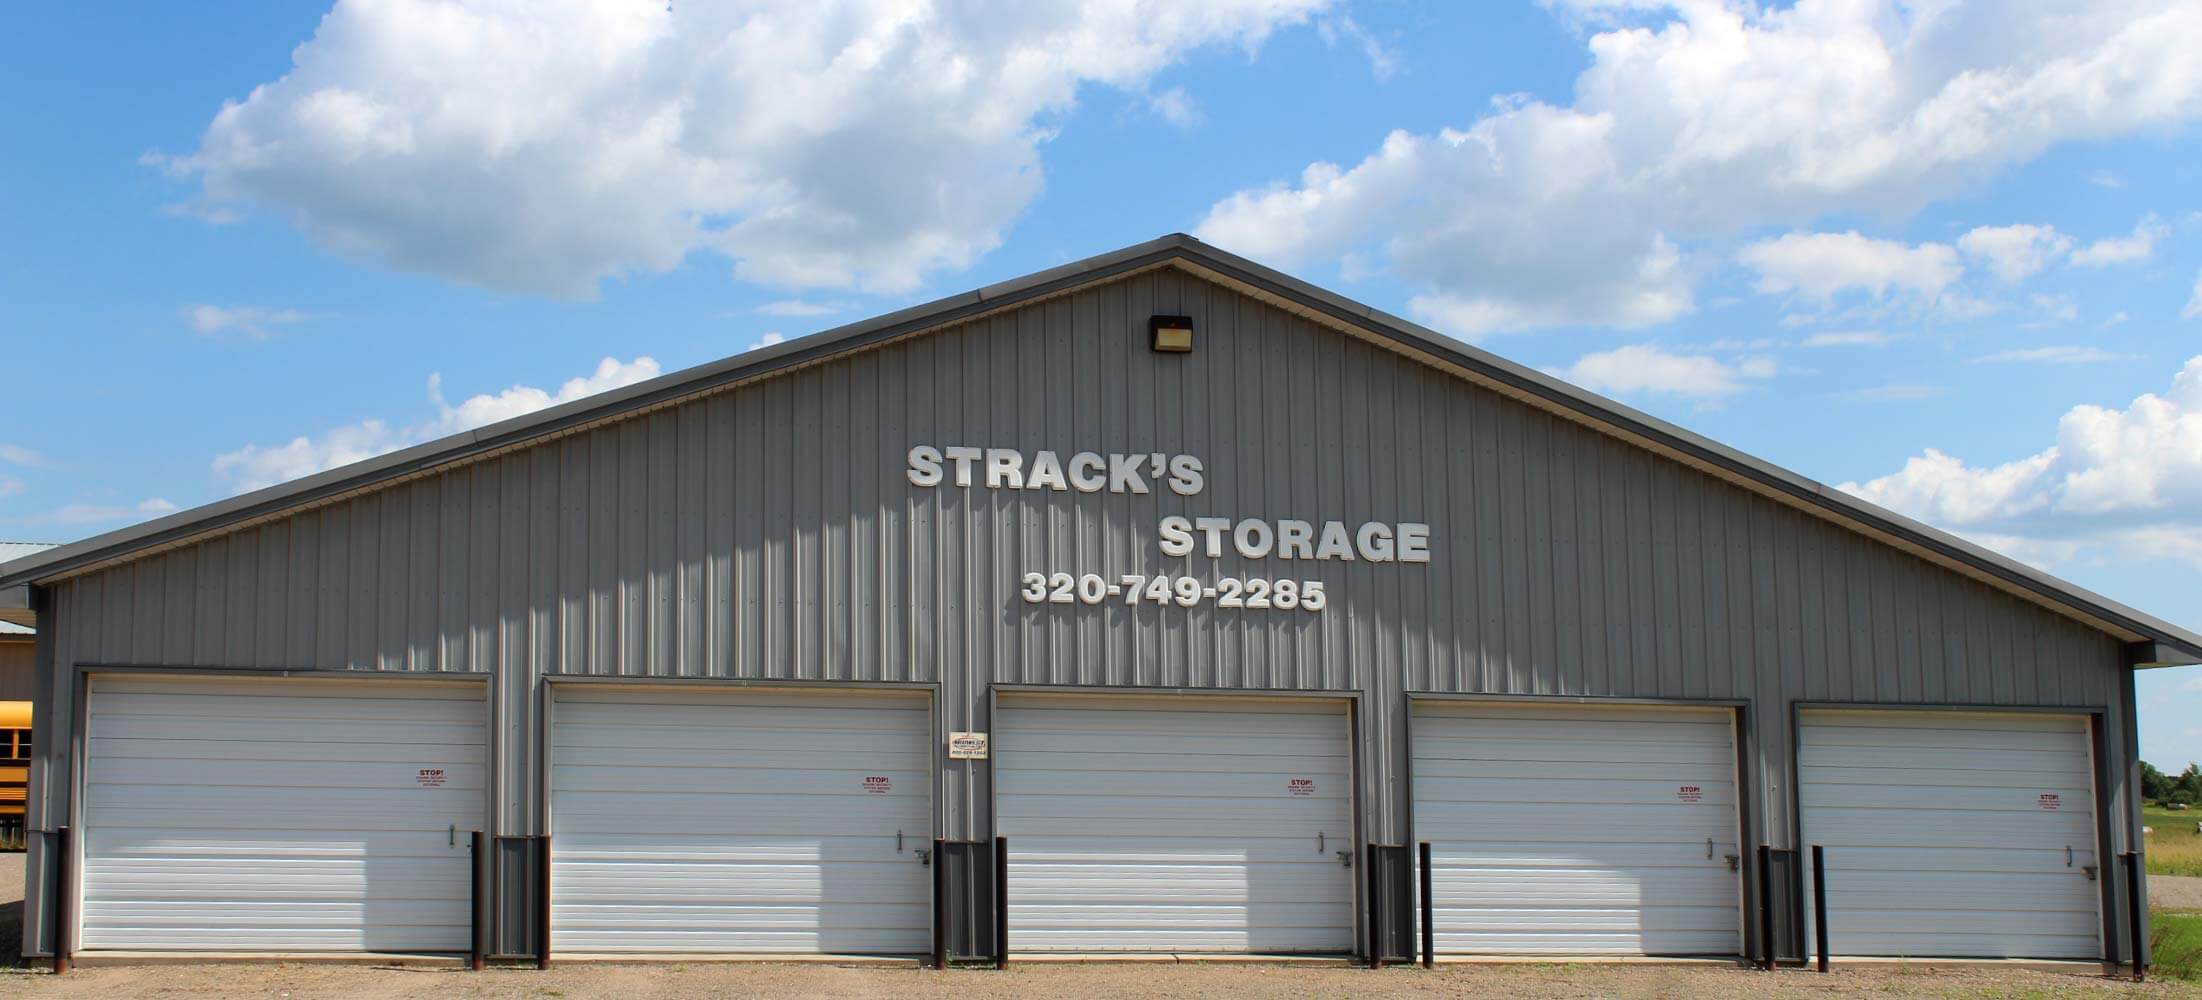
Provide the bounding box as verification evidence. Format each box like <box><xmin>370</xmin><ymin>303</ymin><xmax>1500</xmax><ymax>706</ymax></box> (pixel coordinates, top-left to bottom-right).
<box><xmin>2145</xmin><ymin>803</ymin><xmax>2202</xmax><ymax>877</ymax></box>
<box><xmin>2155</xmin><ymin>911</ymin><xmax>2202</xmax><ymax>981</ymax></box>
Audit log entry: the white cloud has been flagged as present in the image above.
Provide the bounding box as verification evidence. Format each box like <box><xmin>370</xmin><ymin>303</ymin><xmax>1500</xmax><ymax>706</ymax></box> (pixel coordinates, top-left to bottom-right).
<box><xmin>35</xmin><ymin>498</ymin><xmax>179</xmax><ymax>527</ymax></box>
<box><xmin>2069</xmin><ymin>215</ymin><xmax>2169</xmax><ymax>267</ymax></box>
<box><xmin>1552</xmin><ymin>344</ymin><xmax>1775</xmax><ymax>401</ymax></box>
<box><xmin>1315</xmin><ymin>14</ymin><xmax>1399</xmax><ymax>81</ymax></box>
<box><xmin>1147</xmin><ymin>87</ymin><xmax>1204</xmax><ymax>129</ymax></box>
<box><xmin>2088</xmin><ymin>170</ymin><xmax>2123</xmax><ymax>189</ymax></box>
<box><xmin>1737</xmin><ymin>232</ymin><xmax>1962</xmax><ymax>303</ymax></box>
<box><xmin>2185</xmin><ymin>676</ymin><xmax>2202</xmax><ymax>693</ymax></box>
<box><xmin>1841</xmin><ymin>354</ymin><xmax>2202</xmax><ymax>568</ymax></box>
<box><xmin>2027</xmin><ymin>293</ymin><xmax>2078</xmax><ymax>324</ymax></box>
<box><xmin>0</xmin><ymin>476</ymin><xmax>21</xmax><ymax>499</ymax></box>
<box><xmin>2185</xmin><ymin>269</ymin><xmax>2202</xmax><ymax>320</ymax></box>
<box><xmin>0</xmin><ymin>444</ymin><xmax>43</xmax><ymax>467</ymax></box>
<box><xmin>752</xmin><ymin>332</ymin><xmax>787</xmax><ymax>350</ymax></box>
<box><xmin>754</xmin><ymin>299</ymin><xmax>853</xmax><ymax>318</ymax></box>
<box><xmin>163</xmin><ymin>0</ymin><xmax>1327</xmax><ymax>299</ymax></box>
<box><xmin>1972</xmin><ymin>345</ymin><xmax>2136</xmax><ymax>365</ymax></box>
<box><xmin>1802</xmin><ymin>330</ymin><xmax>1897</xmax><ymax>347</ymax></box>
<box><xmin>186</xmin><ymin>304</ymin><xmax>309</xmax><ymax>339</ymax></box>
<box><xmin>2102</xmin><ymin>310</ymin><xmax>2130</xmax><ymax>329</ymax></box>
<box><xmin>213</xmin><ymin>356</ymin><xmax>660</xmax><ymax>492</ymax></box>
<box><xmin>1957</xmin><ymin>223</ymin><xmax>2070</xmax><ymax>283</ymax></box>
<box><xmin>1196</xmin><ymin>1</ymin><xmax>2202</xmax><ymax>336</ymax></box>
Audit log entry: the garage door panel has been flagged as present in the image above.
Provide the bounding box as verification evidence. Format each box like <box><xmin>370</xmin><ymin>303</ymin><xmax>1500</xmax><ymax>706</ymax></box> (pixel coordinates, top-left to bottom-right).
<box><xmin>1429</xmin><ymin>929</ymin><xmax>1735</xmax><ymax>955</ymax></box>
<box><xmin>82</xmin><ymin>676</ymin><xmax>485</xmax><ymax>953</ymax></box>
<box><xmin>1827</xmin><ymin>931</ymin><xmax>2099</xmax><ymax>960</ymax></box>
<box><xmin>550</xmin><ymin>688</ymin><xmax>932</xmax><ymax>955</ymax></box>
<box><xmin>1800</xmin><ymin>782</ymin><xmax>2094</xmax><ymax>812</ymax></box>
<box><xmin>554</xmin><ymin>763</ymin><xmax>930</xmax><ymax>796</ymax></box>
<box><xmin>1415</xmin><ymin>802</ymin><xmax>1736</xmax><ymax>841</ymax></box>
<box><xmin>1814</xmin><ymin>845</ymin><xmax>2095</xmax><ymax>873</ymax></box>
<box><xmin>1416</xmin><ymin>777</ymin><xmax>1735</xmax><ymax>807</ymax></box>
<box><xmin>1433</xmin><ymin>870</ymin><xmax>1742</xmax><ymax>908</ymax></box>
<box><xmin>998</xmin><ymin>765</ymin><xmax>1349</xmax><ymax>795</ymax></box>
<box><xmin>92</xmin><ymin>735</ymin><xmax>483</xmax><ymax>765</ymax></box>
<box><xmin>554</xmin><ymin>868</ymin><xmax>927</xmax><ymax>902</ymax></box>
<box><xmin>1801</xmin><ymin>745</ymin><xmax>2091</xmax><ymax>775</ymax></box>
<box><xmin>1823</xmin><ymin>875</ymin><xmax>2105</xmax><ymax>912</ymax></box>
<box><xmin>997</xmin><ymin>698</ymin><xmax>1355</xmax><ymax>954</ymax></box>
<box><xmin>1799</xmin><ymin>711</ymin><xmax>2101</xmax><ymax>960</ymax></box>
<box><xmin>1415</xmin><ymin>703</ymin><xmax>1742</xmax><ymax>957</ymax></box>
<box><xmin>1429</xmin><ymin>842</ymin><xmax>1734</xmax><ymax>869</ymax></box>
<box><xmin>998</xmin><ymin>732</ymin><xmax>1346</xmax><ymax>757</ymax></box>
<box><xmin>1011</xmin><ymin>839</ymin><xmax>1350</xmax><ymax>865</ymax></box>
<box><xmin>1413</xmin><ymin>753</ymin><xmax>1732</xmax><ymax>778</ymax></box>
<box><xmin>1802</xmin><ymin>808</ymin><xmax>2099</xmax><ymax>848</ymax></box>
<box><xmin>557</xmin><ymin>727</ymin><xmax>925</xmax><ymax>756</ymax></box>
<box><xmin>554</xmin><ymin>797</ymin><xmax>924</xmax><ymax>837</ymax></box>
<box><xmin>88</xmin><ymin>757</ymin><xmax>487</xmax><ymax>791</ymax></box>
<box><xmin>1796</xmin><ymin>760</ymin><xmax>2092</xmax><ymax>788</ymax></box>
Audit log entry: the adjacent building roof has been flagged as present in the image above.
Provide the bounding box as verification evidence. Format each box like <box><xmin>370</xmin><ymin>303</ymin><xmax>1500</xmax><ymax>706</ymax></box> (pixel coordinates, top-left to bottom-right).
<box><xmin>1</xmin><ymin>235</ymin><xmax>2196</xmax><ymax>664</ymax></box>
<box><xmin>0</xmin><ymin>543</ymin><xmax>55</xmax><ymax>630</ymax></box>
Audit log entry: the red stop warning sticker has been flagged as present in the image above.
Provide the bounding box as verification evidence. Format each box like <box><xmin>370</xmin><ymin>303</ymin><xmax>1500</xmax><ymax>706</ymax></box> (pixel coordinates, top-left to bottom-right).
<box><xmin>864</xmin><ymin>776</ymin><xmax>892</xmax><ymax>794</ymax></box>
<box><xmin>1676</xmin><ymin>785</ymin><xmax>1703</xmax><ymax>803</ymax></box>
<box><xmin>1288</xmin><ymin>778</ymin><xmax>1316</xmax><ymax>796</ymax></box>
<box><xmin>416</xmin><ymin>768</ymin><xmax>446</xmax><ymax>788</ymax></box>
<box><xmin>2038</xmin><ymin>793</ymin><xmax>2060</xmax><ymax>810</ymax></box>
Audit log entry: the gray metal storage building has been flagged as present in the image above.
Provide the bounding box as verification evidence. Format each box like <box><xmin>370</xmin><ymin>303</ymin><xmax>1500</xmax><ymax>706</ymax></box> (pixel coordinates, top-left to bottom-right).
<box><xmin>3</xmin><ymin>234</ymin><xmax>2196</xmax><ymax>969</ymax></box>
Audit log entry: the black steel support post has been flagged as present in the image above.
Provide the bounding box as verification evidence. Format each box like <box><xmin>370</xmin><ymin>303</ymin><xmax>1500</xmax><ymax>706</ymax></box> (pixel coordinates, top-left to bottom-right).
<box><xmin>993</xmin><ymin>836</ymin><xmax>1008</xmax><ymax>969</ymax></box>
<box><xmin>1810</xmin><ymin>845</ymin><xmax>1828</xmax><ymax>973</ymax></box>
<box><xmin>470</xmin><ymin>831</ymin><xmax>487</xmax><ymax>971</ymax></box>
<box><xmin>1757</xmin><ymin>845</ymin><xmax>1775</xmax><ymax>971</ymax></box>
<box><xmin>536</xmin><ymin>834</ymin><xmax>552</xmax><ymax>969</ymax></box>
<box><xmin>2126</xmin><ymin>851</ymin><xmax>2146</xmax><ymax>981</ymax></box>
<box><xmin>1418</xmin><ymin>841</ymin><xmax>1434</xmax><ymax>969</ymax></box>
<box><xmin>53</xmin><ymin>825</ymin><xmax>71</xmax><ymax>975</ymax></box>
<box><xmin>932</xmin><ymin>839</ymin><xmax>947</xmax><ymax>969</ymax></box>
<box><xmin>1365</xmin><ymin>843</ymin><xmax>1381</xmax><ymax>967</ymax></box>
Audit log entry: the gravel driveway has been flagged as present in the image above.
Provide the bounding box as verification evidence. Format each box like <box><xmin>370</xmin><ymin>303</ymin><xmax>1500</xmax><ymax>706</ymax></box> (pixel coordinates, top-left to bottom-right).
<box><xmin>2155</xmin><ymin>875</ymin><xmax>2202</xmax><ymax>912</ymax></box>
<box><xmin>3</xmin><ymin>961</ymin><xmax>2198</xmax><ymax>1000</ymax></box>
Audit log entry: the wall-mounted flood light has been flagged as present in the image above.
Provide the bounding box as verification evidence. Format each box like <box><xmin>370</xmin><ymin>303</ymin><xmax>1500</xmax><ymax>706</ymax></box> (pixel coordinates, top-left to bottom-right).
<box><xmin>1151</xmin><ymin>315</ymin><xmax>1194</xmax><ymax>353</ymax></box>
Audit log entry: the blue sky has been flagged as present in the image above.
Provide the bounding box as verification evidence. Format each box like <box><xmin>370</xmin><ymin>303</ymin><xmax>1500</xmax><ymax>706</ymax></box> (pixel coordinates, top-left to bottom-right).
<box><xmin>4</xmin><ymin>1</ymin><xmax>2200</xmax><ymax>764</ymax></box>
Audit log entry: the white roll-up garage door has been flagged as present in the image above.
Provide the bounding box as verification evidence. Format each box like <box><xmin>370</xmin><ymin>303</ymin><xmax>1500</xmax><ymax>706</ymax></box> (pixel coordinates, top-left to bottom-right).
<box><xmin>80</xmin><ymin>674</ymin><xmax>486</xmax><ymax>952</ymax></box>
<box><xmin>1412</xmin><ymin>701</ymin><xmax>1743</xmax><ymax>956</ymax></box>
<box><xmin>1799</xmin><ymin>710</ymin><xmax>2101</xmax><ymax>959</ymax></box>
<box><xmin>549</xmin><ymin>686</ymin><xmax>933</xmax><ymax>954</ymax></box>
<box><xmin>994</xmin><ymin>695</ymin><xmax>1356</xmax><ymax>954</ymax></box>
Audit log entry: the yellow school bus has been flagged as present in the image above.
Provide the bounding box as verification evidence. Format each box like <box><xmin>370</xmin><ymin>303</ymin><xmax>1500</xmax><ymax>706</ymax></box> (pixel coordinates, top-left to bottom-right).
<box><xmin>0</xmin><ymin>701</ymin><xmax>28</xmax><ymax>850</ymax></box>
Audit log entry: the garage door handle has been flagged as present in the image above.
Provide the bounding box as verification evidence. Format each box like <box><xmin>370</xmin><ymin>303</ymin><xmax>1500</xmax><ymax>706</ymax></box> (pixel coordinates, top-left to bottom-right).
<box><xmin>2065</xmin><ymin>845</ymin><xmax>2073</xmax><ymax>868</ymax></box>
<box><xmin>1317</xmin><ymin>832</ymin><xmax>1325</xmax><ymax>855</ymax></box>
<box><xmin>1705</xmin><ymin>838</ymin><xmax>1714</xmax><ymax>860</ymax></box>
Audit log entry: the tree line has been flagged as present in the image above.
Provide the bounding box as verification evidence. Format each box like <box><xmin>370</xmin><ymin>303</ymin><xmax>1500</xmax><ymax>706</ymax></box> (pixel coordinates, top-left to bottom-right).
<box><xmin>2143</xmin><ymin>760</ymin><xmax>2202</xmax><ymax>806</ymax></box>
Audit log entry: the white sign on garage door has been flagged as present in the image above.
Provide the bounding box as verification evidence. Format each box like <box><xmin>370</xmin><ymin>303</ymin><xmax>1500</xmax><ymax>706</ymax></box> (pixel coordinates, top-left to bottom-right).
<box><xmin>549</xmin><ymin>686</ymin><xmax>933</xmax><ymax>954</ymax></box>
<box><xmin>1412</xmin><ymin>701</ymin><xmax>1743</xmax><ymax>956</ymax></box>
<box><xmin>80</xmin><ymin>674</ymin><xmax>486</xmax><ymax>952</ymax></box>
<box><xmin>1798</xmin><ymin>710</ymin><xmax>2101</xmax><ymax>959</ymax></box>
<box><xmin>994</xmin><ymin>695</ymin><xmax>1355</xmax><ymax>954</ymax></box>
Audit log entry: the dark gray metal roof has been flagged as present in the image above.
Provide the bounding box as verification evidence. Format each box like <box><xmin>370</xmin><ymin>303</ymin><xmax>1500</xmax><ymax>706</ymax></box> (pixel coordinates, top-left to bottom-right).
<box><xmin>4</xmin><ymin>233</ymin><xmax>2197</xmax><ymax>664</ymax></box>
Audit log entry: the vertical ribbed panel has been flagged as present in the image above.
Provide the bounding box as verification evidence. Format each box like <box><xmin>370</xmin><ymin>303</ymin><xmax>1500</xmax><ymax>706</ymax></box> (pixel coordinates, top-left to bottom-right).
<box><xmin>39</xmin><ymin>267</ymin><xmax>2125</xmax><ymax>855</ymax></box>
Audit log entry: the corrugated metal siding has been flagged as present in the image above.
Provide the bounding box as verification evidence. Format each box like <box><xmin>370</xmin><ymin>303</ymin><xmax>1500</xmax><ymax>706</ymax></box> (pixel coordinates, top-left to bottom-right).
<box><xmin>25</xmin><ymin>265</ymin><xmax>2132</xmax><ymax>952</ymax></box>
